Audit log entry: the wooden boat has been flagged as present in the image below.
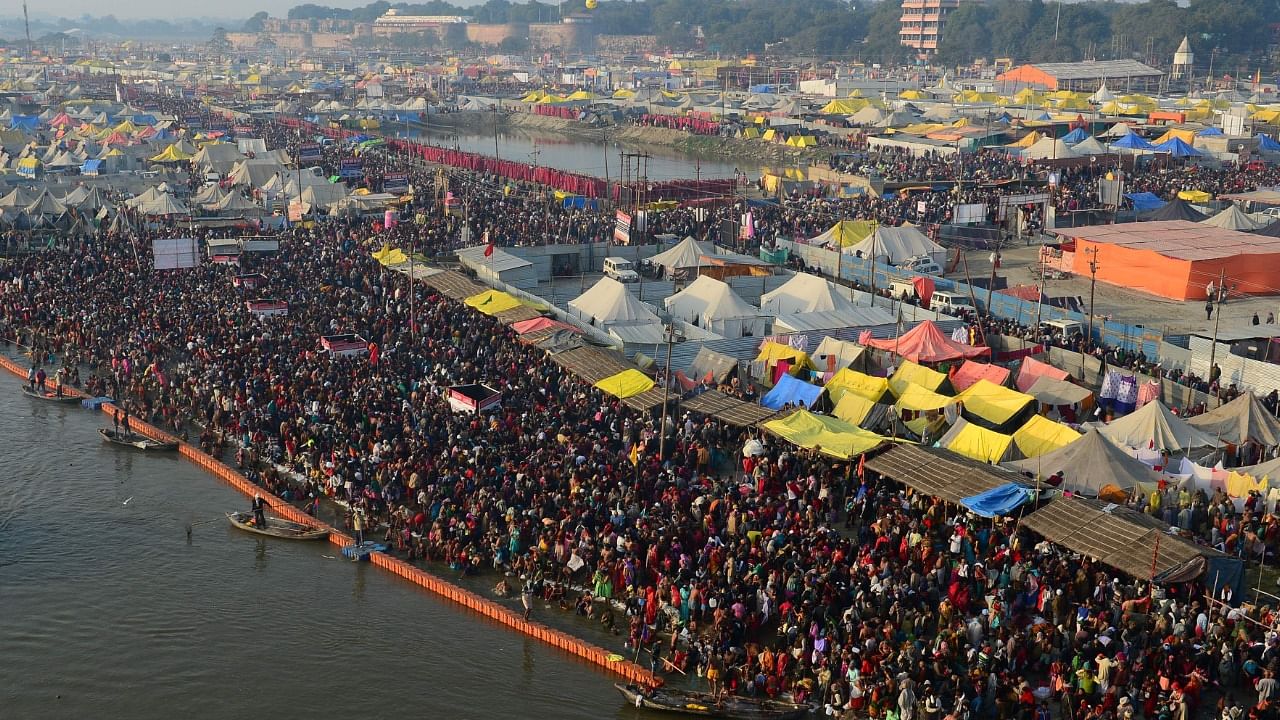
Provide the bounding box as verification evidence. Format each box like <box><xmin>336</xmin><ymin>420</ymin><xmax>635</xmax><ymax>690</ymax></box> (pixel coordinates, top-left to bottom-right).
<box><xmin>98</xmin><ymin>428</ymin><xmax>179</xmax><ymax>452</ymax></box>
<box><xmin>22</xmin><ymin>385</ymin><xmax>81</xmax><ymax>403</ymax></box>
<box><xmin>614</xmin><ymin>684</ymin><xmax>809</xmax><ymax>720</ymax></box>
<box><xmin>226</xmin><ymin>511</ymin><xmax>329</xmax><ymax>541</ymax></box>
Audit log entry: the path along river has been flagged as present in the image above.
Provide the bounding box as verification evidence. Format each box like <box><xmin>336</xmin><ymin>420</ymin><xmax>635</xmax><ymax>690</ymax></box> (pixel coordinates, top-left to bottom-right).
<box><xmin>0</xmin><ymin>360</ymin><xmax>659</xmax><ymax>719</ymax></box>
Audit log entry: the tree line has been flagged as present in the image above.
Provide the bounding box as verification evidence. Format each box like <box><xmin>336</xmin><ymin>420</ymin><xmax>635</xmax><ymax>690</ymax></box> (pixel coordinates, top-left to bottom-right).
<box><xmin>277</xmin><ymin>0</ymin><xmax>1280</xmax><ymax>68</ymax></box>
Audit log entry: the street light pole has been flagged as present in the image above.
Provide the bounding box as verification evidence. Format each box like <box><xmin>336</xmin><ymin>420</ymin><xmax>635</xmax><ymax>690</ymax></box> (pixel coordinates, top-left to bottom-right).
<box><xmin>1085</xmin><ymin>246</ymin><xmax>1099</xmax><ymax>346</ymax></box>
<box><xmin>657</xmin><ymin>323</ymin><xmax>682</xmax><ymax>461</ymax></box>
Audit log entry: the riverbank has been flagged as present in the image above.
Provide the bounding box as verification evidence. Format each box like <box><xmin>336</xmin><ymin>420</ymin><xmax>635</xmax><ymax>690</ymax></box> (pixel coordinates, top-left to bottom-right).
<box><xmin>0</xmin><ymin>350</ymin><xmax>663</xmax><ymax>690</ymax></box>
<box><xmin>425</xmin><ymin>109</ymin><xmax>830</xmax><ymax>169</ymax></box>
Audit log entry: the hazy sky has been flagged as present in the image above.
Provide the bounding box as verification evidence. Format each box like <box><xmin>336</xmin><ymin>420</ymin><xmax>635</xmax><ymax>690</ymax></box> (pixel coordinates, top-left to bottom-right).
<box><xmin>32</xmin><ymin>0</ymin><xmax>491</xmax><ymax>22</ymax></box>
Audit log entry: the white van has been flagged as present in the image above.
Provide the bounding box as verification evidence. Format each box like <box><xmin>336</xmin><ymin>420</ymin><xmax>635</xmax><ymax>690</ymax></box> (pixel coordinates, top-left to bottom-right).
<box><xmin>889</xmin><ymin>280</ymin><xmax>918</xmax><ymax>301</ymax></box>
<box><xmin>603</xmin><ymin>257</ymin><xmax>640</xmax><ymax>283</ymax></box>
<box><xmin>1041</xmin><ymin>318</ymin><xmax>1084</xmax><ymax>338</ymax></box>
<box><xmin>900</xmin><ymin>255</ymin><xmax>944</xmax><ymax>275</ymax></box>
<box><xmin>931</xmin><ymin>291</ymin><xmax>974</xmax><ymax>314</ymax></box>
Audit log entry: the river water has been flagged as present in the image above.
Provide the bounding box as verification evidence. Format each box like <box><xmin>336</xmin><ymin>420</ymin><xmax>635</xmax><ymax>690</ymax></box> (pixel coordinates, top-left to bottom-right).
<box><xmin>391</xmin><ymin>124</ymin><xmax>750</xmax><ymax>181</ymax></box>
<box><xmin>0</xmin><ymin>365</ymin><xmax>653</xmax><ymax>719</ymax></box>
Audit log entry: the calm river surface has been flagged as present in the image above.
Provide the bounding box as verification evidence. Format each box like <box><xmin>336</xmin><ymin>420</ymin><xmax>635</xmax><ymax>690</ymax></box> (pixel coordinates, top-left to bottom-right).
<box><xmin>0</xmin><ymin>364</ymin><xmax>655</xmax><ymax>719</ymax></box>
<box><xmin>392</xmin><ymin>124</ymin><xmax>750</xmax><ymax>181</ymax></box>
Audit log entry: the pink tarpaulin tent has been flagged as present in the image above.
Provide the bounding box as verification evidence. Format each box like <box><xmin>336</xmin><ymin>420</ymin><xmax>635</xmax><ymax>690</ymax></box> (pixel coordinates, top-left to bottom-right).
<box><xmin>1016</xmin><ymin>356</ymin><xmax>1070</xmax><ymax>392</ymax></box>
<box><xmin>949</xmin><ymin>360</ymin><xmax>1011</xmax><ymax>392</ymax></box>
<box><xmin>864</xmin><ymin>320</ymin><xmax>990</xmax><ymax>364</ymax></box>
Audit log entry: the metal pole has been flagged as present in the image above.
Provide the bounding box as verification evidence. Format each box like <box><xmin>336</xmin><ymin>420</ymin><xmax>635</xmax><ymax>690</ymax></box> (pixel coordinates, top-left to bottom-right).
<box><xmin>1208</xmin><ymin>268</ymin><xmax>1226</xmax><ymax>406</ymax></box>
<box><xmin>1086</xmin><ymin>246</ymin><xmax>1098</xmax><ymax>346</ymax></box>
<box><xmin>659</xmin><ymin>326</ymin><xmax>673</xmax><ymax>461</ymax></box>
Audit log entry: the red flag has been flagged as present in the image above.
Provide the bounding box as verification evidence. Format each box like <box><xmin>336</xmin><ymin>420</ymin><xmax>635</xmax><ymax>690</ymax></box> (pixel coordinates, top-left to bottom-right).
<box><xmin>482</xmin><ymin>230</ymin><xmax>494</xmax><ymax>257</ymax></box>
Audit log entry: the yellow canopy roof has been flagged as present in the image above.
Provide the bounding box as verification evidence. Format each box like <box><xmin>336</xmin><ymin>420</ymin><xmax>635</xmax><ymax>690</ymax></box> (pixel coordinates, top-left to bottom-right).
<box><xmin>1152</xmin><ymin>128</ymin><xmax>1196</xmax><ymax>145</ymax></box>
<box><xmin>594</xmin><ymin>369</ymin><xmax>656</xmax><ymax>399</ymax></box>
<box><xmin>150</xmin><ymin>144</ymin><xmax>194</xmax><ymax>162</ymax></box>
<box><xmin>1011</xmin><ymin>414</ymin><xmax>1081</xmax><ymax>458</ymax></box>
<box><xmin>763</xmin><ymin>409</ymin><xmax>886</xmax><ymax>460</ymax></box>
<box><xmin>611</xmin><ymin>89</ymin><xmax>635</xmax><ymax>99</ymax></box>
<box><xmin>895</xmin><ymin>383</ymin><xmax>957</xmax><ymax>412</ymax></box>
<box><xmin>1011</xmin><ymin>131</ymin><xmax>1043</xmax><ymax>148</ymax></box>
<box><xmin>463</xmin><ymin>289</ymin><xmax>525</xmax><ymax>316</ymax></box>
<box><xmin>755</xmin><ymin>341</ymin><xmax>814</xmax><ymax>369</ymax></box>
<box><xmin>944</xmin><ymin>421</ymin><xmax>1014</xmax><ymax>464</ymax></box>
<box><xmin>372</xmin><ymin>244</ymin><xmax>408</xmax><ymax>266</ymax></box>
<box><xmin>819</xmin><ymin>98</ymin><xmax>868</xmax><ymax>115</ymax></box>
<box><xmin>899</xmin><ymin>90</ymin><xmax>925</xmax><ymax>100</ymax></box>
<box><xmin>825</xmin><ymin>368</ymin><xmax>889</xmax><ymax>403</ymax></box>
<box><xmin>112</xmin><ymin>119</ymin><xmax>139</xmax><ymax>134</ymax></box>
<box><xmin>822</xmin><ymin>219</ymin><xmax>875</xmax><ymax>248</ymax></box>
<box><xmin>955</xmin><ymin>379</ymin><xmax>1034</xmax><ymax>426</ymax></box>
<box><xmin>1177</xmin><ymin>189</ymin><xmax>1211</xmax><ymax>203</ymax></box>
<box><xmin>564</xmin><ymin>90</ymin><xmax>597</xmax><ymax>101</ymax></box>
<box><xmin>832</xmin><ymin>393</ymin><xmax>878</xmax><ymax>426</ymax></box>
<box><xmin>889</xmin><ymin>360</ymin><xmax>947</xmax><ymax>397</ymax></box>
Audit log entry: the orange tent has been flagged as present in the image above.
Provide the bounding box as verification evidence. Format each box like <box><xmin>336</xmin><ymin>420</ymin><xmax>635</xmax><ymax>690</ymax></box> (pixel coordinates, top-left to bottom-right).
<box><xmin>1063</xmin><ymin>220</ymin><xmax>1280</xmax><ymax>300</ymax></box>
<box><xmin>949</xmin><ymin>360</ymin><xmax>1011</xmax><ymax>392</ymax></box>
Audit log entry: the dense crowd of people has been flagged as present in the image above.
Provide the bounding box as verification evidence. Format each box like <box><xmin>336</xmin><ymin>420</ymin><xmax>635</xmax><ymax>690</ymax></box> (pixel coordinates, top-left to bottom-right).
<box><xmin>6</xmin><ymin>95</ymin><xmax>1280</xmax><ymax>720</ymax></box>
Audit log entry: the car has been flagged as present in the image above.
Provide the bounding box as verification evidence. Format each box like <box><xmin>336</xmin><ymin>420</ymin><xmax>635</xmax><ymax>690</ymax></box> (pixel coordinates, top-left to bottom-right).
<box><xmin>603</xmin><ymin>257</ymin><xmax>640</xmax><ymax>283</ymax></box>
<box><xmin>931</xmin><ymin>290</ymin><xmax>974</xmax><ymax>313</ymax></box>
<box><xmin>1040</xmin><ymin>319</ymin><xmax>1084</xmax><ymax>338</ymax></box>
<box><xmin>900</xmin><ymin>255</ymin><xmax>944</xmax><ymax>275</ymax></box>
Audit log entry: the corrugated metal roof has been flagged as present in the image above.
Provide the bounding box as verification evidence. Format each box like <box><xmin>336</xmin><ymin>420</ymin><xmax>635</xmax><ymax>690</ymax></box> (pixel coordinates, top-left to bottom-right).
<box><xmin>1026</xmin><ymin>59</ymin><xmax>1161</xmax><ymax>81</ymax></box>
<box><xmin>864</xmin><ymin>444</ymin><xmax>1022</xmax><ymax>506</ymax></box>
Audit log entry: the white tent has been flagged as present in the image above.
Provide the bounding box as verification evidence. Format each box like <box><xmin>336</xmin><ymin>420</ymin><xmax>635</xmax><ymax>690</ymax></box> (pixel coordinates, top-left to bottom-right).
<box><xmin>759</xmin><ymin>273</ymin><xmax>858</xmax><ymax>315</ymax></box>
<box><xmin>812</xmin><ymin>336</ymin><xmax>867</xmax><ymax>372</ymax></box>
<box><xmin>843</xmin><ymin>225</ymin><xmax>946</xmax><ymax>266</ymax></box>
<box><xmin>1022</xmin><ymin>136</ymin><xmax>1079</xmax><ymax>160</ymax></box>
<box><xmin>1202</xmin><ymin>204</ymin><xmax>1268</xmax><ymax>231</ymax></box>
<box><xmin>1094</xmin><ymin>400</ymin><xmax>1219</xmax><ymax>453</ymax></box>
<box><xmin>1070</xmin><ymin>136</ymin><xmax>1109</xmax><ymax>156</ymax></box>
<box><xmin>663</xmin><ymin>275</ymin><xmax>766</xmax><ymax>338</ymax></box>
<box><xmin>568</xmin><ymin>277</ymin><xmax>661</xmax><ymax>327</ymax></box>
<box><xmin>648</xmin><ymin>236</ymin><xmax>713</xmax><ymax>277</ymax></box>
<box><xmin>131</xmin><ymin>191</ymin><xmax>189</xmax><ymax>216</ymax></box>
<box><xmin>227</xmin><ymin>158</ymin><xmax>288</xmax><ymax>188</ymax></box>
<box><xmin>1090</xmin><ymin>82</ymin><xmax>1116</xmax><ymax>104</ymax></box>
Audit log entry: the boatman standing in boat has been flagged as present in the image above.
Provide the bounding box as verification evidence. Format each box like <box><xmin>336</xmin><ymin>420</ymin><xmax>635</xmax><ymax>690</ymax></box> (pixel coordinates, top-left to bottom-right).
<box><xmin>34</xmin><ymin>367</ymin><xmax>45</xmax><ymax>393</ymax></box>
<box><xmin>252</xmin><ymin>495</ymin><xmax>267</xmax><ymax>528</ymax></box>
<box><xmin>26</xmin><ymin>365</ymin><xmax>36</xmax><ymax>392</ymax></box>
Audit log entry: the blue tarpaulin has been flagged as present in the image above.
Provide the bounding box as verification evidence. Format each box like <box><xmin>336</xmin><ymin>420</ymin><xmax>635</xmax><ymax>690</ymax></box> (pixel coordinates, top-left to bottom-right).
<box><xmin>9</xmin><ymin>115</ymin><xmax>37</xmax><ymax>132</ymax></box>
<box><xmin>960</xmin><ymin>483</ymin><xmax>1032</xmax><ymax>518</ymax></box>
<box><xmin>131</xmin><ymin>114</ymin><xmax>157</xmax><ymax>126</ymax></box>
<box><xmin>1061</xmin><ymin>127</ymin><xmax>1089</xmax><ymax>143</ymax></box>
<box><xmin>80</xmin><ymin>159</ymin><xmax>102</xmax><ymax>175</ymax></box>
<box><xmin>1111</xmin><ymin>133</ymin><xmax>1157</xmax><ymax>150</ymax></box>
<box><xmin>761</xmin><ymin>374</ymin><xmax>824</xmax><ymax>410</ymax></box>
<box><xmin>1260</xmin><ymin>134</ymin><xmax>1280</xmax><ymax>152</ymax></box>
<box><xmin>1124</xmin><ymin>192</ymin><xmax>1166</xmax><ymax>211</ymax></box>
<box><xmin>1152</xmin><ymin>137</ymin><xmax>1203</xmax><ymax>157</ymax></box>
<box><xmin>1197</xmin><ymin>127</ymin><xmax>1224</xmax><ymax>136</ymax></box>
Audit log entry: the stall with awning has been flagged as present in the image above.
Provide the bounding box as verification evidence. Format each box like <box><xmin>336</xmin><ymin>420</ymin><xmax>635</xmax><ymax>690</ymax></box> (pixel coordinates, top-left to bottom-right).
<box><xmin>761</xmin><ymin>409</ymin><xmax>888</xmax><ymax>459</ymax></box>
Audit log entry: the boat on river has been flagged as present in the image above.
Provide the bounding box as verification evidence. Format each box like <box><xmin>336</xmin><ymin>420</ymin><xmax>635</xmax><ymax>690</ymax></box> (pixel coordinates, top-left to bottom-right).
<box><xmin>226</xmin><ymin>512</ymin><xmax>329</xmax><ymax>541</ymax></box>
<box><xmin>614</xmin><ymin>684</ymin><xmax>810</xmax><ymax>720</ymax></box>
<box><xmin>22</xmin><ymin>386</ymin><xmax>80</xmax><ymax>403</ymax></box>
<box><xmin>98</xmin><ymin>428</ymin><xmax>179</xmax><ymax>452</ymax></box>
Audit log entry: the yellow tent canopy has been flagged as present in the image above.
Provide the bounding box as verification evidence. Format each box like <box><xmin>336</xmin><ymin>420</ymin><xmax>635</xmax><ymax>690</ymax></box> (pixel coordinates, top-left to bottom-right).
<box><xmin>819</xmin><ymin>98</ymin><xmax>868</xmax><ymax>115</ymax></box>
<box><xmin>825</xmin><ymin>368</ymin><xmax>889</xmax><ymax>403</ymax></box>
<box><xmin>899</xmin><ymin>90</ymin><xmax>925</xmax><ymax>101</ymax></box>
<box><xmin>762</xmin><ymin>128</ymin><xmax>777</xmax><ymax>142</ymax></box>
<box><xmin>565</xmin><ymin>90</ymin><xmax>597</xmax><ymax>101</ymax></box>
<box><xmin>150</xmin><ymin>144</ymin><xmax>194</xmax><ymax>163</ymax></box>
<box><xmin>1011</xmin><ymin>414</ymin><xmax>1081</xmax><ymax>458</ymax></box>
<box><xmin>832</xmin><ymin>393</ymin><xmax>878</xmax><ymax>426</ymax></box>
<box><xmin>895</xmin><ymin>383</ymin><xmax>957</xmax><ymax>412</ymax></box>
<box><xmin>755</xmin><ymin>341</ymin><xmax>814</xmax><ymax>370</ymax></box>
<box><xmin>463</xmin><ymin>289</ymin><xmax>525</xmax><ymax>316</ymax></box>
<box><xmin>955</xmin><ymin>379</ymin><xmax>1035</xmax><ymax>426</ymax></box>
<box><xmin>821</xmin><ymin>219</ymin><xmax>875</xmax><ymax>248</ymax></box>
<box><xmin>1177</xmin><ymin>189</ymin><xmax>1211</xmax><ymax>203</ymax></box>
<box><xmin>594</xmin><ymin>369</ymin><xmax>655</xmax><ymax>399</ymax></box>
<box><xmin>943</xmin><ymin>421</ymin><xmax>1014</xmax><ymax>464</ymax></box>
<box><xmin>1010</xmin><ymin>131</ymin><xmax>1043</xmax><ymax>148</ymax></box>
<box><xmin>889</xmin><ymin>360</ymin><xmax>947</xmax><ymax>397</ymax></box>
<box><xmin>763</xmin><ymin>409</ymin><xmax>886</xmax><ymax>459</ymax></box>
<box><xmin>372</xmin><ymin>244</ymin><xmax>409</xmax><ymax>266</ymax></box>
<box><xmin>1152</xmin><ymin>128</ymin><xmax>1197</xmax><ymax>145</ymax></box>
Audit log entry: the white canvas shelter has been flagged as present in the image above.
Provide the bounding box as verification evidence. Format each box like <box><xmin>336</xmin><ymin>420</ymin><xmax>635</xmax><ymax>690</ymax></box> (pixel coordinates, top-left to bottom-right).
<box><xmin>759</xmin><ymin>273</ymin><xmax>859</xmax><ymax>315</ymax></box>
<box><xmin>1201</xmin><ymin>204</ymin><xmax>1268</xmax><ymax>231</ymax></box>
<box><xmin>568</xmin><ymin>276</ymin><xmax>661</xmax><ymax>327</ymax></box>
<box><xmin>843</xmin><ymin>225</ymin><xmax>946</xmax><ymax>266</ymax></box>
<box><xmin>648</xmin><ymin>236</ymin><xmax>713</xmax><ymax>276</ymax></box>
<box><xmin>812</xmin><ymin>336</ymin><xmax>867</xmax><ymax>371</ymax></box>
<box><xmin>1070</xmin><ymin>136</ymin><xmax>1109</xmax><ymax>155</ymax></box>
<box><xmin>1094</xmin><ymin>400</ymin><xmax>1219</xmax><ymax>453</ymax></box>
<box><xmin>1023</xmin><ymin>137</ymin><xmax>1079</xmax><ymax>160</ymax></box>
<box><xmin>663</xmin><ymin>275</ymin><xmax>766</xmax><ymax>338</ymax></box>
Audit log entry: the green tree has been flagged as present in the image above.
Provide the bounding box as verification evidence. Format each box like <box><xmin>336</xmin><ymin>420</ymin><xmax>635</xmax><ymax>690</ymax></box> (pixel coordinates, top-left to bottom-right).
<box><xmin>209</xmin><ymin>26</ymin><xmax>230</xmax><ymax>51</ymax></box>
<box><xmin>243</xmin><ymin>11</ymin><xmax>269</xmax><ymax>32</ymax></box>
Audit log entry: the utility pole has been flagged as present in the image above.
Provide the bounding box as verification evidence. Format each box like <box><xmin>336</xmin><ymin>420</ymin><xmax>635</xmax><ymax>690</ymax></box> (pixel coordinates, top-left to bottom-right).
<box><xmin>492</xmin><ymin>100</ymin><xmax>501</xmax><ymax>161</ymax></box>
<box><xmin>985</xmin><ymin>236</ymin><xmax>1001</xmax><ymax>319</ymax></box>
<box><xmin>658</xmin><ymin>324</ymin><xmax>682</xmax><ymax>461</ymax></box>
<box><xmin>1208</xmin><ymin>268</ymin><xmax>1226</xmax><ymax>405</ymax></box>
<box><xmin>868</xmin><ymin>219</ymin><xmax>878</xmax><ymax>306</ymax></box>
<box><xmin>1085</xmin><ymin>246</ymin><xmax>1099</xmax><ymax>347</ymax></box>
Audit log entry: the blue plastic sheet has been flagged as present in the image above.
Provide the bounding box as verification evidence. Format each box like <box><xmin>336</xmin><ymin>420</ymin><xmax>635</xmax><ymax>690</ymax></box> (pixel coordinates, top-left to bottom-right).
<box><xmin>960</xmin><ymin>483</ymin><xmax>1031</xmax><ymax>518</ymax></box>
<box><xmin>761</xmin><ymin>374</ymin><xmax>823</xmax><ymax>411</ymax></box>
